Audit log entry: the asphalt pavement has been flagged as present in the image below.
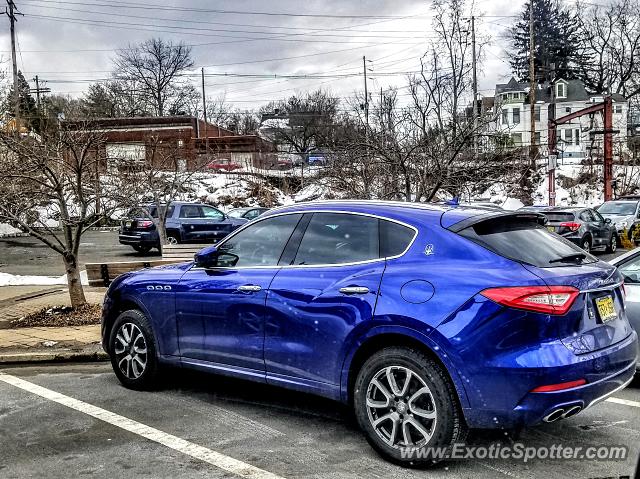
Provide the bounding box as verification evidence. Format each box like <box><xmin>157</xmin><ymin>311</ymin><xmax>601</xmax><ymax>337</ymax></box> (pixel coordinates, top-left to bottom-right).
<box><xmin>0</xmin><ymin>363</ymin><xmax>638</xmax><ymax>479</ymax></box>
<box><xmin>0</xmin><ymin>231</ymin><xmax>631</xmax><ymax>278</ymax></box>
<box><xmin>0</xmin><ymin>231</ymin><xmax>159</xmax><ymax>277</ymax></box>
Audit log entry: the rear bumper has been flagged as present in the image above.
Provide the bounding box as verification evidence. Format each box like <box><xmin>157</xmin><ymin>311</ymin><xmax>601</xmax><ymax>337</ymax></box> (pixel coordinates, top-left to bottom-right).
<box><xmin>460</xmin><ymin>330</ymin><xmax>638</xmax><ymax>429</ymax></box>
<box><xmin>118</xmin><ymin>232</ymin><xmax>158</xmax><ymax>247</ymax></box>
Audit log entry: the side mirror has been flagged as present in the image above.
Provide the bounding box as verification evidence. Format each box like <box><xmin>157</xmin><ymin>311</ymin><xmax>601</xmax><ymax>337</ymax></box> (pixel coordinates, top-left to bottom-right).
<box><xmin>194</xmin><ymin>245</ymin><xmax>219</xmax><ymax>268</ymax></box>
<box><xmin>605</xmin><ymin>218</ymin><xmax>612</xmax><ymax>224</ymax></box>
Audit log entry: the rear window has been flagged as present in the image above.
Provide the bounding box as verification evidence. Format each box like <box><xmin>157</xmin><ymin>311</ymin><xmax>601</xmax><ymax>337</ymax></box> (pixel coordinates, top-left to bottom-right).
<box><xmin>458</xmin><ymin>217</ymin><xmax>596</xmax><ymax>267</ymax></box>
<box><xmin>380</xmin><ymin>220</ymin><xmax>415</xmax><ymax>257</ymax></box>
<box><xmin>544</xmin><ymin>212</ymin><xmax>575</xmax><ymax>222</ymax></box>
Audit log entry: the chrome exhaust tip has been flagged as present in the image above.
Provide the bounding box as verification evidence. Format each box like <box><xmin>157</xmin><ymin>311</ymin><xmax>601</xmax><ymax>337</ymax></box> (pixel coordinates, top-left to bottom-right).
<box><xmin>543</xmin><ymin>408</ymin><xmax>565</xmax><ymax>423</ymax></box>
<box><xmin>561</xmin><ymin>405</ymin><xmax>582</xmax><ymax>419</ymax></box>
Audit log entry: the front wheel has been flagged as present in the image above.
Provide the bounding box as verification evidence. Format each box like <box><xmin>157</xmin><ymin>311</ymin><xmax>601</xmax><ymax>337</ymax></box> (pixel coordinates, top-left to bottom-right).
<box><xmin>605</xmin><ymin>234</ymin><xmax>617</xmax><ymax>253</ymax></box>
<box><xmin>109</xmin><ymin>309</ymin><xmax>159</xmax><ymax>390</ymax></box>
<box><xmin>353</xmin><ymin>347</ymin><xmax>466</xmax><ymax>467</ymax></box>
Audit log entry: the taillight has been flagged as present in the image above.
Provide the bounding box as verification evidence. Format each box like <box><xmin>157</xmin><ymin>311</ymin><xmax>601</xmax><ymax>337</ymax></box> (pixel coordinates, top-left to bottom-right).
<box><xmin>138</xmin><ymin>220</ymin><xmax>154</xmax><ymax>228</ymax></box>
<box><xmin>531</xmin><ymin>378</ymin><xmax>586</xmax><ymax>392</ymax></box>
<box><xmin>559</xmin><ymin>221</ymin><xmax>581</xmax><ymax>232</ymax></box>
<box><xmin>481</xmin><ymin>285</ymin><xmax>579</xmax><ymax>315</ymax></box>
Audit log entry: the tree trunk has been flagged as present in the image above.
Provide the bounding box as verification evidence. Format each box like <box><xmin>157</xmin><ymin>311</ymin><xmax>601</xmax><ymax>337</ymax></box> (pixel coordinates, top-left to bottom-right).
<box><xmin>63</xmin><ymin>253</ymin><xmax>86</xmax><ymax>308</ymax></box>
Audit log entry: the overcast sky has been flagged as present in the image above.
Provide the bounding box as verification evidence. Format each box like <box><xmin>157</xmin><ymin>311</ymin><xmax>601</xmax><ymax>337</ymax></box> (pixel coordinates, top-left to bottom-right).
<box><xmin>0</xmin><ymin>0</ymin><xmax>527</xmax><ymax>112</ymax></box>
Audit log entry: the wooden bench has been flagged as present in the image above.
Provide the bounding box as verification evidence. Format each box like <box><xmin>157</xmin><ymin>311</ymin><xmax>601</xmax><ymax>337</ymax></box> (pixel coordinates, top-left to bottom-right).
<box><xmin>161</xmin><ymin>244</ymin><xmax>209</xmax><ymax>261</ymax></box>
<box><xmin>85</xmin><ymin>259</ymin><xmax>183</xmax><ymax>287</ymax></box>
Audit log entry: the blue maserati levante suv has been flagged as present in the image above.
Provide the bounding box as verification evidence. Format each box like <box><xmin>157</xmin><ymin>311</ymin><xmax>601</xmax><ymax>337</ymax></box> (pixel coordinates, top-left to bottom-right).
<box><xmin>101</xmin><ymin>201</ymin><xmax>638</xmax><ymax>466</ymax></box>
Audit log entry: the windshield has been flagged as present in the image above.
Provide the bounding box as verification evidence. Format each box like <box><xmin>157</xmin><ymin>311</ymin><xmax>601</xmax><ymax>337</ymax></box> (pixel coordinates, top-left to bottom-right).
<box><xmin>597</xmin><ymin>201</ymin><xmax>637</xmax><ymax>215</ymax></box>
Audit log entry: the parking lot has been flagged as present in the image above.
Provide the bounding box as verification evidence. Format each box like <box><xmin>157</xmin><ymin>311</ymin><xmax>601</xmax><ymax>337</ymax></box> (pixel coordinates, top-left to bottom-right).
<box><xmin>0</xmin><ymin>230</ymin><xmax>629</xmax><ymax>278</ymax></box>
<box><xmin>0</xmin><ymin>363</ymin><xmax>638</xmax><ymax>479</ymax></box>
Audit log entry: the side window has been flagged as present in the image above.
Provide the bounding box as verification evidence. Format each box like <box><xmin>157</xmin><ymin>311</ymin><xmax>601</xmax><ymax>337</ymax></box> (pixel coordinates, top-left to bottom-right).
<box><xmin>245</xmin><ymin>209</ymin><xmax>260</xmax><ymax>220</ymax></box>
<box><xmin>179</xmin><ymin>205</ymin><xmax>201</xmax><ymax>218</ymax></box>
<box><xmin>580</xmin><ymin>210</ymin><xmax>594</xmax><ymax>222</ymax></box>
<box><xmin>216</xmin><ymin>214</ymin><xmax>302</xmax><ymax>267</ymax></box>
<box><xmin>592</xmin><ymin>210</ymin><xmax>605</xmax><ymax>223</ymax></box>
<box><xmin>201</xmin><ymin>206</ymin><xmax>225</xmax><ymax>220</ymax></box>
<box><xmin>380</xmin><ymin>220</ymin><xmax>416</xmax><ymax>257</ymax></box>
<box><xmin>293</xmin><ymin>213</ymin><xmax>379</xmax><ymax>265</ymax></box>
<box><xmin>619</xmin><ymin>255</ymin><xmax>640</xmax><ymax>284</ymax></box>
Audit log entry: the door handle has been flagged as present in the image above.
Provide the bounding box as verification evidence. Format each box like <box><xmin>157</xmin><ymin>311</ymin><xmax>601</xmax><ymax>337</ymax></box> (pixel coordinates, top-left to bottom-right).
<box><xmin>339</xmin><ymin>286</ymin><xmax>370</xmax><ymax>295</ymax></box>
<box><xmin>237</xmin><ymin>285</ymin><xmax>262</xmax><ymax>292</ymax></box>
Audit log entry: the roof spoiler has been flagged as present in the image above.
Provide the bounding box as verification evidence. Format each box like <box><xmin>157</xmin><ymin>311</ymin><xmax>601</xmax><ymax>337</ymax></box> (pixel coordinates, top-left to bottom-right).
<box><xmin>446</xmin><ymin>211</ymin><xmax>547</xmax><ymax>233</ymax></box>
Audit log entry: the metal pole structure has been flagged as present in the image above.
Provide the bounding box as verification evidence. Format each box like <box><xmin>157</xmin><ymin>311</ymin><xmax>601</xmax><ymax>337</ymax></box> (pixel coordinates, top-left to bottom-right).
<box><xmin>548</xmin><ymin>77</ymin><xmax>556</xmax><ymax>207</ymax></box>
<box><xmin>471</xmin><ymin>16</ymin><xmax>478</xmax><ymax>126</ymax></box>
<box><xmin>529</xmin><ymin>0</ymin><xmax>536</xmax><ymax>156</ymax></box>
<box><xmin>604</xmin><ymin>96</ymin><xmax>613</xmax><ymax>201</ymax></box>
<box><xmin>7</xmin><ymin>0</ymin><xmax>20</xmax><ymax>126</ymax></box>
<box><xmin>34</xmin><ymin>75</ymin><xmax>40</xmax><ymax>110</ymax></box>
<box><xmin>201</xmin><ymin>68</ymin><xmax>209</xmax><ymax>154</ymax></box>
<box><xmin>363</xmin><ymin>55</ymin><xmax>369</xmax><ymax>128</ymax></box>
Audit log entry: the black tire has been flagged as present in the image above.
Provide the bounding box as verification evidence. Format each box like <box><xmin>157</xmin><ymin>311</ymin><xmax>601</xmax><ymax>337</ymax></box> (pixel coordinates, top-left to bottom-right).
<box><xmin>132</xmin><ymin>245</ymin><xmax>152</xmax><ymax>255</ymax></box>
<box><xmin>605</xmin><ymin>234</ymin><xmax>617</xmax><ymax>253</ymax></box>
<box><xmin>353</xmin><ymin>346</ymin><xmax>467</xmax><ymax>467</ymax></box>
<box><xmin>108</xmin><ymin>309</ymin><xmax>160</xmax><ymax>390</ymax></box>
<box><xmin>166</xmin><ymin>232</ymin><xmax>180</xmax><ymax>245</ymax></box>
<box><xmin>581</xmin><ymin>236</ymin><xmax>592</xmax><ymax>253</ymax></box>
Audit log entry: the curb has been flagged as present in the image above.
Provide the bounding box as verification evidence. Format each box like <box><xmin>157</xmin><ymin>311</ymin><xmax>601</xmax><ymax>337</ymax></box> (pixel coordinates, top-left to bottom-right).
<box><xmin>0</xmin><ymin>350</ymin><xmax>109</xmax><ymax>364</ymax></box>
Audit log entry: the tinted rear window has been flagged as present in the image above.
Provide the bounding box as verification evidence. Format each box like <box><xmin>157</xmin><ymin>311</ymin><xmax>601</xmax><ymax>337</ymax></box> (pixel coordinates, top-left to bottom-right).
<box><xmin>458</xmin><ymin>217</ymin><xmax>596</xmax><ymax>267</ymax></box>
<box><xmin>544</xmin><ymin>212</ymin><xmax>575</xmax><ymax>222</ymax></box>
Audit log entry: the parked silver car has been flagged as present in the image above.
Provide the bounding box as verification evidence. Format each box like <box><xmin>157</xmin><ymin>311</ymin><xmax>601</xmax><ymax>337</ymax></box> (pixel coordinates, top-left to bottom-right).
<box><xmin>610</xmin><ymin>247</ymin><xmax>640</xmax><ymax>369</ymax></box>
<box><xmin>597</xmin><ymin>197</ymin><xmax>640</xmax><ymax>244</ymax></box>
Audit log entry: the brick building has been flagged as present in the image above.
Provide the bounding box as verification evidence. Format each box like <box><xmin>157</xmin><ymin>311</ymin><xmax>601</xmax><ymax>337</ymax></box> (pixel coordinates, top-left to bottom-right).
<box><xmin>64</xmin><ymin>116</ymin><xmax>276</xmax><ymax>172</ymax></box>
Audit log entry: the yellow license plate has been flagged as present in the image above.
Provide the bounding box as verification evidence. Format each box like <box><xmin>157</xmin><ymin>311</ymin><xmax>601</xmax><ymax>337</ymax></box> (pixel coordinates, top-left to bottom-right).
<box><xmin>595</xmin><ymin>296</ymin><xmax>616</xmax><ymax>323</ymax></box>
<box><xmin>547</xmin><ymin>226</ymin><xmax>555</xmax><ymax>233</ymax></box>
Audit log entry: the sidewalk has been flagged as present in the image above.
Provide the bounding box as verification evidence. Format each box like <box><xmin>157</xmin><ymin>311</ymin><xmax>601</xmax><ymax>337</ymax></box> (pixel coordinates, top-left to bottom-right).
<box><xmin>0</xmin><ymin>285</ymin><xmax>108</xmax><ymax>363</ymax></box>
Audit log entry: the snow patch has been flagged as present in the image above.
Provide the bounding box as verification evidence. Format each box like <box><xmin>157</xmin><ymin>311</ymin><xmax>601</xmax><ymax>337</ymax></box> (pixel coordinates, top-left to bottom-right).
<box><xmin>0</xmin><ymin>223</ymin><xmax>20</xmax><ymax>235</ymax></box>
<box><xmin>0</xmin><ymin>270</ymin><xmax>88</xmax><ymax>287</ymax></box>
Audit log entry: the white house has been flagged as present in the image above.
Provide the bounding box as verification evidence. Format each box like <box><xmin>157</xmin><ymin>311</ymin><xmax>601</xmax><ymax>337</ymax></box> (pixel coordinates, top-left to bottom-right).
<box><xmin>493</xmin><ymin>78</ymin><xmax>628</xmax><ymax>160</ymax></box>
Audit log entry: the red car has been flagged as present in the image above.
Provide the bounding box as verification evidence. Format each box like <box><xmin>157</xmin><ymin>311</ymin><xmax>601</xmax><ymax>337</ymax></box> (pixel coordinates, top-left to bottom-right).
<box><xmin>206</xmin><ymin>161</ymin><xmax>242</xmax><ymax>172</ymax></box>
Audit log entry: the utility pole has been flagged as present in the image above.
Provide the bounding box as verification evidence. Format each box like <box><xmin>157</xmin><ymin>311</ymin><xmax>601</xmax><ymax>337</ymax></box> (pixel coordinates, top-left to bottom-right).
<box><xmin>201</xmin><ymin>67</ymin><xmax>209</xmax><ymax>153</ymax></box>
<box><xmin>529</xmin><ymin>0</ymin><xmax>536</xmax><ymax>157</ymax></box>
<box><xmin>603</xmin><ymin>96</ymin><xmax>613</xmax><ymax>201</ymax></box>
<box><xmin>471</xmin><ymin>16</ymin><xmax>478</xmax><ymax>125</ymax></box>
<box><xmin>4</xmin><ymin>1</ymin><xmax>22</xmax><ymax>126</ymax></box>
<box><xmin>363</xmin><ymin>55</ymin><xmax>369</xmax><ymax>128</ymax></box>
<box><xmin>31</xmin><ymin>75</ymin><xmax>51</xmax><ymax>110</ymax></box>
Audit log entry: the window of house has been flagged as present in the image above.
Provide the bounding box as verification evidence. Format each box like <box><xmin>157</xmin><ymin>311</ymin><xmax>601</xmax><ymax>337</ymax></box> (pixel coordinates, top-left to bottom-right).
<box><xmin>614</xmin><ymin>105</ymin><xmax>623</xmax><ymax>114</ymax></box>
<box><xmin>575</xmin><ymin>129</ymin><xmax>580</xmax><ymax>145</ymax></box>
<box><xmin>502</xmin><ymin>108</ymin><xmax>508</xmax><ymax>125</ymax></box>
<box><xmin>511</xmin><ymin>133</ymin><xmax>523</xmax><ymax>146</ymax></box>
<box><xmin>556</xmin><ymin>82</ymin><xmax>566</xmax><ymax>98</ymax></box>
<box><xmin>512</xmin><ymin>108</ymin><xmax>520</xmax><ymax>124</ymax></box>
<box><xmin>534</xmin><ymin>132</ymin><xmax>541</xmax><ymax>144</ymax></box>
<box><xmin>565</xmin><ymin>107</ymin><xmax>571</xmax><ymax>113</ymax></box>
<box><xmin>564</xmin><ymin>129</ymin><xmax>573</xmax><ymax>143</ymax></box>
<box><xmin>535</xmin><ymin>106</ymin><xmax>541</xmax><ymax>122</ymax></box>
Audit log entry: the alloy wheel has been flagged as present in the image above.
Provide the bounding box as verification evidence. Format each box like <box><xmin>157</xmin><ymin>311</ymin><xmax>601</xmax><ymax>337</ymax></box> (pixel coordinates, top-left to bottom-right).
<box><xmin>582</xmin><ymin>240</ymin><xmax>590</xmax><ymax>253</ymax></box>
<box><xmin>366</xmin><ymin>366</ymin><xmax>437</xmax><ymax>449</ymax></box>
<box><xmin>166</xmin><ymin>236</ymin><xmax>178</xmax><ymax>245</ymax></box>
<box><xmin>113</xmin><ymin>322</ymin><xmax>148</xmax><ymax>379</ymax></box>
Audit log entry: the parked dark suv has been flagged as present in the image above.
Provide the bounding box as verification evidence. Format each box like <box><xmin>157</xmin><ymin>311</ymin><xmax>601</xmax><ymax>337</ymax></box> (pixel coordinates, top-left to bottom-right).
<box><xmin>119</xmin><ymin>202</ymin><xmax>247</xmax><ymax>253</ymax></box>
<box><xmin>532</xmin><ymin>206</ymin><xmax>617</xmax><ymax>253</ymax></box>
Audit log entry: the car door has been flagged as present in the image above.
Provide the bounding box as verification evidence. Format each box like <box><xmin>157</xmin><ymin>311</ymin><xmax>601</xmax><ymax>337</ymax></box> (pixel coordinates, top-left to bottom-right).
<box><xmin>264</xmin><ymin>212</ymin><xmax>386</xmax><ymax>390</ymax></box>
<box><xmin>200</xmin><ymin>205</ymin><xmax>234</xmax><ymax>242</ymax></box>
<box><xmin>175</xmin><ymin>213</ymin><xmax>303</xmax><ymax>371</ymax></box>
<box><xmin>592</xmin><ymin>209</ymin><xmax>613</xmax><ymax>244</ymax></box>
<box><xmin>178</xmin><ymin>204</ymin><xmax>209</xmax><ymax>242</ymax></box>
<box><xmin>582</xmin><ymin>209</ymin><xmax>605</xmax><ymax>246</ymax></box>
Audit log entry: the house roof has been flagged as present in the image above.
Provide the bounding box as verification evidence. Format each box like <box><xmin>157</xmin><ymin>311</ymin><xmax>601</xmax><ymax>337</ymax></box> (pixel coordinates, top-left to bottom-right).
<box><xmin>495</xmin><ymin>77</ymin><xmax>528</xmax><ymax>94</ymax></box>
<box><xmin>495</xmin><ymin>77</ymin><xmax>627</xmax><ymax>103</ymax></box>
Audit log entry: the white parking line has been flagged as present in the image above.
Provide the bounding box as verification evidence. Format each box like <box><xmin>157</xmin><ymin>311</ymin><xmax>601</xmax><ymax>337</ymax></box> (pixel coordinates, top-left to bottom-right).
<box><xmin>0</xmin><ymin>373</ymin><xmax>285</xmax><ymax>479</ymax></box>
<box><xmin>606</xmin><ymin>397</ymin><xmax>640</xmax><ymax>408</ymax></box>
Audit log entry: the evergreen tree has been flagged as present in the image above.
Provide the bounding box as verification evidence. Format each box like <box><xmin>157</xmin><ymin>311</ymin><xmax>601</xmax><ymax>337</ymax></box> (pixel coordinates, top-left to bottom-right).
<box><xmin>509</xmin><ymin>0</ymin><xmax>581</xmax><ymax>83</ymax></box>
<box><xmin>3</xmin><ymin>70</ymin><xmax>38</xmax><ymax>122</ymax></box>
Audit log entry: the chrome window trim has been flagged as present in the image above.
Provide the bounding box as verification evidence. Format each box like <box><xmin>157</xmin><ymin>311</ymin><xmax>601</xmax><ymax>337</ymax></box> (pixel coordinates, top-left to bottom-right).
<box><xmin>187</xmin><ymin>209</ymin><xmax>419</xmax><ymax>272</ymax></box>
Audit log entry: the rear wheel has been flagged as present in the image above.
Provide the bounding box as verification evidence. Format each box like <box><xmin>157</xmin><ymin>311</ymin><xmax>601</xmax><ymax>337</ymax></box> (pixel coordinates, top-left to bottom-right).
<box><xmin>353</xmin><ymin>347</ymin><xmax>466</xmax><ymax>467</ymax></box>
<box><xmin>166</xmin><ymin>233</ymin><xmax>180</xmax><ymax>245</ymax></box>
<box><xmin>605</xmin><ymin>234</ymin><xmax>617</xmax><ymax>253</ymax></box>
<box><xmin>581</xmin><ymin>237</ymin><xmax>591</xmax><ymax>253</ymax></box>
<box><xmin>109</xmin><ymin>309</ymin><xmax>160</xmax><ymax>390</ymax></box>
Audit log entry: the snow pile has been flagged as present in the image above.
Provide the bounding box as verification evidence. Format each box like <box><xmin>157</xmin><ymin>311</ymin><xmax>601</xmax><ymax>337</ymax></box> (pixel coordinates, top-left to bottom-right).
<box><xmin>0</xmin><ymin>223</ymin><xmax>20</xmax><ymax>235</ymax></box>
<box><xmin>190</xmin><ymin>174</ymin><xmax>293</xmax><ymax>208</ymax></box>
<box><xmin>0</xmin><ymin>270</ymin><xmax>88</xmax><ymax>287</ymax></box>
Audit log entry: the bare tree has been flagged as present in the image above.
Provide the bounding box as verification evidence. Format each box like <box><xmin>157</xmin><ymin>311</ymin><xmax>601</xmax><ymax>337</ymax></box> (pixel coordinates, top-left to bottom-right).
<box><xmin>114</xmin><ymin>38</ymin><xmax>194</xmax><ymax>116</ymax></box>
<box><xmin>111</xmin><ymin>135</ymin><xmax>204</xmax><ymax>250</ymax></box>
<box><xmin>575</xmin><ymin>0</ymin><xmax>640</xmax><ymax>101</ymax></box>
<box><xmin>0</xmin><ymin>123</ymin><xmax>109</xmax><ymax>307</ymax></box>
